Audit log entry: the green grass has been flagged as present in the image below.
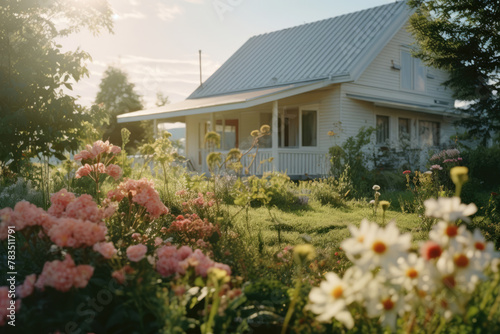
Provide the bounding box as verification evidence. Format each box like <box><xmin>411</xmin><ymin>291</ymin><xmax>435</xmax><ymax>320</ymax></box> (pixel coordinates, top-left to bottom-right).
<box><xmin>225</xmin><ymin>198</ymin><xmax>426</xmax><ymax>258</ymax></box>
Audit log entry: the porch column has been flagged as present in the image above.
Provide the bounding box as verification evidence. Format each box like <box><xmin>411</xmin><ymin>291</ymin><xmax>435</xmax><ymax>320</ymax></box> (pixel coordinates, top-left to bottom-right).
<box><xmin>272</xmin><ymin>100</ymin><xmax>279</xmax><ymax>171</ymax></box>
<box><xmin>210</xmin><ymin>112</ymin><xmax>216</xmax><ymax>131</ymax></box>
<box><xmin>153</xmin><ymin>119</ymin><xmax>158</xmax><ymax>139</ymax></box>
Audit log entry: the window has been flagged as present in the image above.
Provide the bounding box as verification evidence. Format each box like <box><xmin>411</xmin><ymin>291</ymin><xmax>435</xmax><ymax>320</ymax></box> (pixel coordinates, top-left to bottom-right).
<box><xmin>301</xmin><ymin>109</ymin><xmax>317</xmax><ymax>146</ymax></box>
<box><xmin>216</xmin><ymin>119</ymin><xmax>238</xmax><ymax>149</ymax></box>
<box><xmin>278</xmin><ymin>106</ymin><xmax>318</xmax><ymax>147</ymax></box>
<box><xmin>401</xmin><ymin>51</ymin><xmax>426</xmax><ymax>92</ymax></box>
<box><xmin>419</xmin><ymin>120</ymin><xmax>440</xmax><ymax>146</ymax></box>
<box><xmin>399</xmin><ymin>118</ymin><xmax>410</xmax><ymax>140</ymax></box>
<box><xmin>279</xmin><ymin>107</ymin><xmax>299</xmax><ymax>147</ymax></box>
<box><xmin>376</xmin><ymin>115</ymin><xmax>390</xmax><ymax>145</ymax></box>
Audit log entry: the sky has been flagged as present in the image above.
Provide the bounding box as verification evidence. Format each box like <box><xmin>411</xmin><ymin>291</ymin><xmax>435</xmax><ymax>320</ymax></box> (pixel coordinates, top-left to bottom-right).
<box><xmin>62</xmin><ymin>0</ymin><xmax>397</xmax><ymax>114</ymax></box>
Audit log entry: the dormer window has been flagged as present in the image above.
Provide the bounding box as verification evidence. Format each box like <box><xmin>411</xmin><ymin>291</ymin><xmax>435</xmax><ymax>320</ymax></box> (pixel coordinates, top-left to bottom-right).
<box><xmin>401</xmin><ymin>51</ymin><xmax>426</xmax><ymax>92</ymax></box>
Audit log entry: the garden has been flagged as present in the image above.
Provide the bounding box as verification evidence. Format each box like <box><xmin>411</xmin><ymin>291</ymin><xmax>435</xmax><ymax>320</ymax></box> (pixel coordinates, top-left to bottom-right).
<box><xmin>1</xmin><ymin>127</ymin><xmax>500</xmax><ymax>334</ymax></box>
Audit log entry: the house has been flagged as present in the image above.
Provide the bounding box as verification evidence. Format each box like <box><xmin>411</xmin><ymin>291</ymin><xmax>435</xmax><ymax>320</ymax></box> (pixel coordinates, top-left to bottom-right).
<box><xmin>117</xmin><ymin>1</ymin><xmax>459</xmax><ymax>177</ymax></box>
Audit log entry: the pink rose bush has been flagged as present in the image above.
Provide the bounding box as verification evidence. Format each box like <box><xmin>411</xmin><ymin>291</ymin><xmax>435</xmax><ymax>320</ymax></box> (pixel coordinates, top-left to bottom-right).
<box><xmin>108</xmin><ymin>178</ymin><xmax>169</xmax><ymax>219</ymax></box>
<box><xmin>156</xmin><ymin>245</ymin><xmax>231</xmax><ymax>278</ymax></box>
<box><xmin>126</xmin><ymin>244</ymin><xmax>148</xmax><ymax>262</ymax></box>
<box><xmin>166</xmin><ymin>214</ymin><xmax>220</xmax><ymax>246</ymax></box>
<box><xmin>35</xmin><ymin>254</ymin><xmax>94</xmax><ymax>292</ymax></box>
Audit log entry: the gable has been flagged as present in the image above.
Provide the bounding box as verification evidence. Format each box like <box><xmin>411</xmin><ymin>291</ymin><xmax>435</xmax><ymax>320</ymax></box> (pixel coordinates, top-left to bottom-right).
<box><xmin>189</xmin><ymin>1</ymin><xmax>411</xmax><ymax>100</ymax></box>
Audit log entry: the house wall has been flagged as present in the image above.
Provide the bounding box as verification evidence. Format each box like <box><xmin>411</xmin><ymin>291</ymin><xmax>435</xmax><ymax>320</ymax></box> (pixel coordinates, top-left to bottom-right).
<box><xmin>356</xmin><ymin>24</ymin><xmax>454</xmax><ymax>105</ymax></box>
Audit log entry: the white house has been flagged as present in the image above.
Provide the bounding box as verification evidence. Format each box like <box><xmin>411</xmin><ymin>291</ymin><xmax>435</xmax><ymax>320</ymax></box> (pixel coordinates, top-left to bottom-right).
<box><xmin>118</xmin><ymin>1</ymin><xmax>459</xmax><ymax>177</ymax></box>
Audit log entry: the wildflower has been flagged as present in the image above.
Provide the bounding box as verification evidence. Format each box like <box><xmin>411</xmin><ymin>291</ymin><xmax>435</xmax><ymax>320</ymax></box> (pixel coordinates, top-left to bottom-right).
<box><xmin>260</xmin><ymin>124</ymin><xmax>271</xmax><ymax>133</ymax></box>
<box><xmin>420</xmin><ymin>240</ymin><xmax>443</xmax><ymax>260</ymax></box>
<box><xmin>403</xmin><ymin>170</ymin><xmax>411</xmax><ymax>175</ymax></box>
<box><xmin>372</xmin><ymin>185</ymin><xmax>380</xmax><ymax>191</ymax></box>
<box><xmin>389</xmin><ymin>253</ymin><xmax>431</xmax><ymax>292</ymax></box>
<box><xmin>353</xmin><ymin>221</ymin><xmax>412</xmax><ymax>272</ymax></box>
<box><xmin>429</xmin><ymin>221</ymin><xmax>467</xmax><ymax>249</ymax></box>
<box><xmin>16</xmin><ymin>274</ymin><xmax>37</xmax><ymax>299</ymax></box>
<box><xmin>208</xmin><ymin>267</ymin><xmax>230</xmax><ymax>284</ymax></box>
<box><xmin>424</xmin><ymin>197</ymin><xmax>477</xmax><ymax>223</ymax></box>
<box><xmin>430</xmin><ymin>164</ymin><xmax>443</xmax><ymax>170</ymax></box>
<box><xmin>35</xmin><ymin>254</ymin><xmax>94</xmax><ymax>292</ymax></box>
<box><xmin>293</xmin><ymin>244</ymin><xmax>316</xmax><ymax>265</ymax></box>
<box><xmin>366</xmin><ymin>287</ymin><xmax>404</xmax><ymax>331</ymax></box>
<box><xmin>369</xmin><ymin>200</ymin><xmax>375</xmax><ymax>205</ymax></box>
<box><xmin>341</xmin><ymin>219</ymin><xmax>379</xmax><ymax>261</ymax></box>
<box><xmin>450</xmin><ymin>166</ymin><xmax>468</xmax><ymax>186</ymax></box>
<box><xmin>105</xmin><ymin>164</ymin><xmax>122</xmax><ymax>180</ymax></box>
<box><xmin>250</xmin><ymin>130</ymin><xmax>259</xmax><ymax>137</ymax></box>
<box><xmin>307</xmin><ymin>272</ymin><xmax>354</xmax><ymax>329</ymax></box>
<box><xmin>93</xmin><ymin>242</ymin><xmax>117</xmax><ymax>259</ymax></box>
<box><xmin>379</xmin><ymin>200</ymin><xmax>390</xmax><ymax>211</ymax></box>
<box><xmin>327</xmin><ymin>131</ymin><xmax>335</xmax><ymax>136</ymax></box>
<box><xmin>127</xmin><ymin>244</ymin><xmax>148</xmax><ymax>262</ymax></box>
<box><xmin>48</xmin><ymin>218</ymin><xmax>107</xmax><ymax>248</ymax></box>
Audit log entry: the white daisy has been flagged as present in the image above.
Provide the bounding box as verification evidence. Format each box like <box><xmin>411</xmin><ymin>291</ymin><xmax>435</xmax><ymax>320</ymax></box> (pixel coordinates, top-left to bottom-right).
<box><xmin>340</xmin><ymin>219</ymin><xmax>379</xmax><ymax>262</ymax></box>
<box><xmin>429</xmin><ymin>221</ymin><xmax>467</xmax><ymax>249</ymax></box>
<box><xmin>307</xmin><ymin>272</ymin><xmax>354</xmax><ymax>329</ymax></box>
<box><xmin>356</xmin><ymin>221</ymin><xmax>412</xmax><ymax>272</ymax></box>
<box><xmin>424</xmin><ymin>197</ymin><xmax>477</xmax><ymax>223</ymax></box>
<box><xmin>366</xmin><ymin>286</ymin><xmax>405</xmax><ymax>332</ymax></box>
<box><xmin>389</xmin><ymin>253</ymin><xmax>433</xmax><ymax>292</ymax></box>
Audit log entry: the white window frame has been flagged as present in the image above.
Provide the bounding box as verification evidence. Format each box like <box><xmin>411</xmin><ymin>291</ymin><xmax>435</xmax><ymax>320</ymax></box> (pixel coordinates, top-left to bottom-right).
<box><xmin>375</xmin><ymin>115</ymin><xmax>390</xmax><ymax>146</ymax></box>
<box><xmin>418</xmin><ymin>120</ymin><xmax>440</xmax><ymax>147</ymax></box>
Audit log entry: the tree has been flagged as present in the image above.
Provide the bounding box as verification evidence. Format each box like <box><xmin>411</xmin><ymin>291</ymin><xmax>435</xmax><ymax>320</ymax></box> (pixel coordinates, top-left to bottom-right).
<box><xmin>408</xmin><ymin>0</ymin><xmax>500</xmax><ymax>144</ymax></box>
<box><xmin>0</xmin><ymin>0</ymin><xmax>113</xmax><ymax>172</ymax></box>
<box><xmin>155</xmin><ymin>91</ymin><xmax>170</xmax><ymax>107</ymax></box>
<box><xmin>95</xmin><ymin>66</ymin><xmax>152</xmax><ymax>150</ymax></box>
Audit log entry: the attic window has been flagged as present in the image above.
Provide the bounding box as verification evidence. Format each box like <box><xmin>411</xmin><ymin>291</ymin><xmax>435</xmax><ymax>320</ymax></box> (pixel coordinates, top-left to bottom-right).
<box><xmin>401</xmin><ymin>51</ymin><xmax>426</xmax><ymax>92</ymax></box>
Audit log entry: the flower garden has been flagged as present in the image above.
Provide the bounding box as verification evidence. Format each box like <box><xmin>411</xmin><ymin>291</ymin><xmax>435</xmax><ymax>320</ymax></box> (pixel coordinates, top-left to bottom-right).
<box><xmin>1</xmin><ymin>135</ymin><xmax>500</xmax><ymax>334</ymax></box>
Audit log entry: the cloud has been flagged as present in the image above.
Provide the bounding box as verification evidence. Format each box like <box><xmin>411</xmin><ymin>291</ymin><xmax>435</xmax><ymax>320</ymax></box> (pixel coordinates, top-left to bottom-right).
<box><xmin>157</xmin><ymin>4</ymin><xmax>183</xmax><ymax>21</ymax></box>
<box><xmin>183</xmin><ymin>0</ymin><xmax>204</xmax><ymax>3</ymax></box>
<box><xmin>112</xmin><ymin>10</ymin><xmax>146</xmax><ymax>21</ymax></box>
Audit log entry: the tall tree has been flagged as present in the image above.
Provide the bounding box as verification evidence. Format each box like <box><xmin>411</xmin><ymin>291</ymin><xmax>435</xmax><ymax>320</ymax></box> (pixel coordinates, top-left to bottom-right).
<box><xmin>408</xmin><ymin>0</ymin><xmax>500</xmax><ymax>144</ymax></box>
<box><xmin>0</xmin><ymin>0</ymin><xmax>113</xmax><ymax>172</ymax></box>
<box><xmin>95</xmin><ymin>66</ymin><xmax>152</xmax><ymax>150</ymax></box>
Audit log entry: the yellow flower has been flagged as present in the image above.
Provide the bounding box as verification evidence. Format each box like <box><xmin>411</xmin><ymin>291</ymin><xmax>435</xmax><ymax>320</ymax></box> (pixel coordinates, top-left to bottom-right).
<box><xmin>208</xmin><ymin>267</ymin><xmax>230</xmax><ymax>284</ymax></box>
<box><xmin>379</xmin><ymin>200</ymin><xmax>390</xmax><ymax>211</ymax></box>
<box><xmin>250</xmin><ymin>130</ymin><xmax>259</xmax><ymax>137</ymax></box>
<box><xmin>327</xmin><ymin>131</ymin><xmax>335</xmax><ymax>136</ymax></box>
<box><xmin>450</xmin><ymin>166</ymin><xmax>468</xmax><ymax>187</ymax></box>
<box><xmin>294</xmin><ymin>244</ymin><xmax>316</xmax><ymax>265</ymax></box>
<box><xmin>260</xmin><ymin>124</ymin><xmax>271</xmax><ymax>134</ymax></box>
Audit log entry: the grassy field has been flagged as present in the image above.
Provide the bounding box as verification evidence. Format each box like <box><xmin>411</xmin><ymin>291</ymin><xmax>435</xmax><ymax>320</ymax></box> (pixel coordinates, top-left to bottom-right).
<box><xmin>225</xmin><ymin>199</ymin><xmax>426</xmax><ymax>258</ymax></box>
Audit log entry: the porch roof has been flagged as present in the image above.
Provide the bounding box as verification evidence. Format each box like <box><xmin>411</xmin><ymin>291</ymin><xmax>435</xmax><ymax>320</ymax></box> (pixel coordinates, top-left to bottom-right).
<box><xmin>346</xmin><ymin>93</ymin><xmax>462</xmax><ymax>116</ymax></box>
<box><xmin>117</xmin><ymin>79</ymin><xmax>338</xmax><ymax>123</ymax></box>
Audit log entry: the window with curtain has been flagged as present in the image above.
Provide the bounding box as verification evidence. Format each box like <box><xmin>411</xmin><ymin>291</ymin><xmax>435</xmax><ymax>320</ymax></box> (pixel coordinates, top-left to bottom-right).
<box><xmin>216</xmin><ymin>119</ymin><xmax>238</xmax><ymax>149</ymax></box>
<box><xmin>419</xmin><ymin>120</ymin><xmax>440</xmax><ymax>146</ymax></box>
<box><xmin>376</xmin><ymin>115</ymin><xmax>390</xmax><ymax>145</ymax></box>
<box><xmin>301</xmin><ymin>109</ymin><xmax>317</xmax><ymax>146</ymax></box>
<box><xmin>399</xmin><ymin>118</ymin><xmax>410</xmax><ymax>140</ymax></box>
<box><xmin>401</xmin><ymin>51</ymin><xmax>426</xmax><ymax>92</ymax></box>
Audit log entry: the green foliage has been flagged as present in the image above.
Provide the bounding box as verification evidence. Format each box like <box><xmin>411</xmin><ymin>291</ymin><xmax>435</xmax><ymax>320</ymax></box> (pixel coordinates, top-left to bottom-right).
<box><xmin>461</xmin><ymin>144</ymin><xmax>500</xmax><ymax>191</ymax></box>
<box><xmin>408</xmin><ymin>0</ymin><xmax>500</xmax><ymax>144</ymax></box>
<box><xmin>306</xmin><ymin>170</ymin><xmax>351</xmax><ymax>207</ymax></box>
<box><xmin>95</xmin><ymin>66</ymin><xmax>151</xmax><ymax>150</ymax></box>
<box><xmin>0</xmin><ymin>0</ymin><xmax>113</xmax><ymax>172</ymax></box>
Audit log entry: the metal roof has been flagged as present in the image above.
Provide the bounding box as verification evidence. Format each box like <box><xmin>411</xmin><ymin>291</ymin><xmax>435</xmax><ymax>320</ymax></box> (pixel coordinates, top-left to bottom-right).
<box><xmin>117</xmin><ymin>80</ymin><xmax>330</xmax><ymax>123</ymax></box>
<box><xmin>189</xmin><ymin>1</ymin><xmax>410</xmax><ymax>99</ymax></box>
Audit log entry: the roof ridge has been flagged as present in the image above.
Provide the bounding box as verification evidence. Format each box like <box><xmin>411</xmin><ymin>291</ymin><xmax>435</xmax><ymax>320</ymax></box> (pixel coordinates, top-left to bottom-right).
<box><xmin>251</xmin><ymin>1</ymin><xmax>405</xmax><ymax>39</ymax></box>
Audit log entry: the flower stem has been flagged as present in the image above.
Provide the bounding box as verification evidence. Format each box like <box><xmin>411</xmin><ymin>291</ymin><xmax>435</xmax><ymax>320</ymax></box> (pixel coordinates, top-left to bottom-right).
<box><xmin>281</xmin><ymin>275</ymin><xmax>302</xmax><ymax>334</ymax></box>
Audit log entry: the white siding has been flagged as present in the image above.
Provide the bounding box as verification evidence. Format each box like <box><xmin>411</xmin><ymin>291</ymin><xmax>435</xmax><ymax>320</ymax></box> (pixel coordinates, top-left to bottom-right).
<box><xmin>357</xmin><ymin>24</ymin><xmax>454</xmax><ymax>104</ymax></box>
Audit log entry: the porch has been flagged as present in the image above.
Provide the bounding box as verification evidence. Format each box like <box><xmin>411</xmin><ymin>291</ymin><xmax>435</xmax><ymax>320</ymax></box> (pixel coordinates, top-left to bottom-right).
<box><xmin>199</xmin><ymin>148</ymin><xmax>330</xmax><ymax>178</ymax></box>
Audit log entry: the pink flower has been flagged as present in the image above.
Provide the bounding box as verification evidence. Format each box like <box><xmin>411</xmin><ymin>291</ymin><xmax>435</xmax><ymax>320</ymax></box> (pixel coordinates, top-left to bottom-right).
<box><xmin>127</xmin><ymin>244</ymin><xmax>148</xmax><ymax>262</ymax></box>
<box><xmin>110</xmin><ymin>145</ymin><xmax>121</xmax><ymax>154</ymax></box>
<box><xmin>430</xmin><ymin>164</ymin><xmax>443</xmax><ymax>170</ymax></box>
<box><xmin>64</xmin><ymin>194</ymin><xmax>101</xmax><ymax>223</ymax></box>
<box><xmin>93</xmin><ymin>242</ymin><xmax>117</xmax><ymax>259</ymax></box>
<box><xmin>74</xmin><ymin>150</ymin><xmax>94</xmax><ymax>161</ymax></box>
<box><xmin>105</xmin><ymin>164</ymin><xmax>122</xmax><ymax>180</ymax></box>
<box><xmin>48</xmin><ymin>218</ymin><xmax>107</xmax><ymax>248</ymax></box>
<box><xmin>403</xmin><ymin>170</ymin><xmax>411</xmax><ymax>175</ymax></box>
<box><xmin>35</xmin><ymin>254</ymin><xmax>94</xmax><ymax>292</ymax></box>
<box><xmin>154</xmin><ymin>237</ymin><xmax>163</xmax><ymax>247</ymax></box>
<box><xmin>112</xmin><ymin>269</ymin><xmax>126</xmax><ymax>285</ymax></box>
<box><xmin>16</xmin><ymin>274</ymin><xmax>37</xmax><ymax>299</ymax></box>
<box><xmin>131</xmin><ymin>233</ymin><xmax>141</xmax><ymax>240</ymax></box>
<box><xmin>48</xmin><ymin>189</ymin><xmax>76</xmax><ymax>217</ymax></box>
<box><xmin>75</xmin><ymin>164</ymin><xmax>93</xmax><ymax>179</ymax></box>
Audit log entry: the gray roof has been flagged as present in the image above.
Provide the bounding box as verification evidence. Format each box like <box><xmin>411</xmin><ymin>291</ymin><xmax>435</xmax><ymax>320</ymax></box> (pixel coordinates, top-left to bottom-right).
<box><xmin>189</xmin><ymin>1</ymin><xmax>410</xmax><ymax>99</ymax></box>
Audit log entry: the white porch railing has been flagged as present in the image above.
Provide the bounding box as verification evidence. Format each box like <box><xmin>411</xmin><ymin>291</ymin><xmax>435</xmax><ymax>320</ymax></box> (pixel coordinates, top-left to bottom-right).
<box><xmin>199</xmin><ymin>149</ymin><xmax>330</xmax><ymax>176</ymax></box>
